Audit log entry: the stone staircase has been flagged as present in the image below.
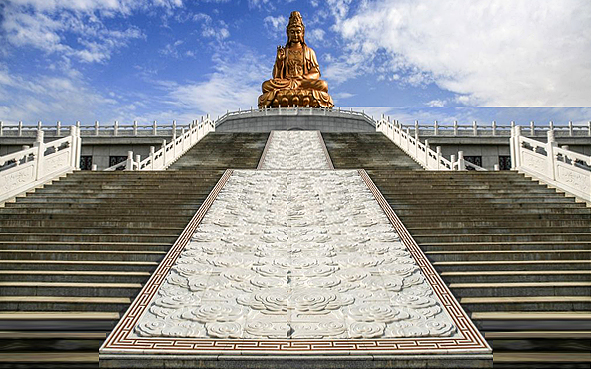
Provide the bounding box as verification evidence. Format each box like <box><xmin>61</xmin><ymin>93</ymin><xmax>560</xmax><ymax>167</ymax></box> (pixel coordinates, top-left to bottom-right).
<box><xmin>0</xmin><ymin>133</ymin><xmax>269</xmax><ymax>368</ymax></box>
<box><xmin>324</xmin><ymin>133</ymin><xmax>591</xmax><ymax>369</ymax></box>
<box><xmin>168</xmin><ymin>132</ymin><xmax>269</xmax><ymax>170</ymax></box>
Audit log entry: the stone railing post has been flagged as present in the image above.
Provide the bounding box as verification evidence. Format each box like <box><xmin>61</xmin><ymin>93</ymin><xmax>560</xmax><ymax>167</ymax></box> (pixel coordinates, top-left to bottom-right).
<box><xmin>450</xmin><ymin>154</ymin><xmax>456</xmax><ymax>170</ymax></box>
<box><xmin>492</xmin><ymin>121</ymin><xmax>497</xmax><ymax>136</ymax></box>
<box><xmin>133</xmin><ymin>120</ymin><xmax>138</xmax><ymax>136</ymax></box>
<box><xmin>56</xmin><ymin>121</ymin><xmax>61</xmax><ymax>136</ymax></box>
<box><xmin>453</xmin><ymin>120</ymin><xmax>458</xmax><ymax>136</ymax></box>
<box><xmin>181</xmin><ymin>127</ymin><xmax>186</xmax><ymax>152</ymax></box>
<box><xmin>37</xmin><ymin>121</ymin><xmax>42</xmax><ymax>133</ymax></box>
<box><xmin>95</xmin><ymin>121</ymin><xmax>100</xmax><ymax>136</ymax></box>
<box><xmin>547</xmin><ymin>130</ymin><xmax>557</xmax><ymax>181</ymax></box>
<box><xmin>172</xmin><ymin>120</ymin><xmax>177</xmax><ymax>137</ymax></box>
<box><xmin>150</xmin><ymin>146</ymin><xmax>155</xmax><ymax>170</ymax></box>
<box><xmin>588</xmin><ymin>121</ymin><xmax>591</xmax><ymax>136</ymax></box>
<box><xmin>434</xmin><ymin>120</ymin><xmax>438</xmax><ymax>136</ymax></box>
<box><xmin>568</xmin><ymin>121</ymin><xmax>573</xmax><ymax>137</ymax></box>
<box><xmin>0</xmin><ymin>121</ymin><xmax>3</xmax><ymax>136</ymax></box>
<box><xmin>18</xmin><ymin>121</ymin><xmax>23</xmax><ymax>137</ymax></box>
<box><xmin>162</xmin><ymin>139</ymin><xmax>167</xmax><ymax>166</ymax></box>
<box><xmin>549</xmin><ymin>120</ymin><xmax>554</xmax><ymax>132</ymax></box>
<box><xmin>414</xmin><ymin>120</ymin><xmax>419</xmax><ymax>138</ymax></box>
<box><xmin>113</xmin><ymin>120</ymin><xmax>119</xmax><ymax>136</ymax></box>
<box><xmin>494</xmin><ymin>164</ymin><xmax>500</xmax><ymax>171</ymax></box>
<box><xmin>530</xmin><ymin>121</ymin><xmax>535</xmax><ymax>136</ymax></box>
<box><xmin>153</xmin><ymin>120</ymin><xmax>157</xmax><ymax>136</ymax></box>
<box><xmin>424</xmin><ymin>139</ymin><xmax>430</xmax><ymax>166</ymax></box>
<box><xmin>172</xmin><ymin>130</ymin><xmax>177</xmax><ymax>158</ymax></box>
<box><xmin>135</xmin><ymin>154</ymin><xmax>141</xmax><ymax>169</ymax></box>
<box><xmin>34</xmin><ymin>129</ymin><xmax>45</xmax><ymax>181</ymax></box>
<box><xmin>472</xmin><ymin>121</ymin><xmax>478</xmax><ymax>136</ymax></box>
<box><xmin>511</xmin><ymin>126</ymin><xmax>522</xmax><ymax>169</ymax></box>
<box><xmin>436</xmin><ymin>146</ymin><xmax>442</xmax><ymax>170</ymax></box>
<box><xmin>69</xmin><ymin>126</ymin><xmax>77</xmax><ymax>168</ymax></box>
<box><xmin>91</xmin><ymin>164</ymin><xmax>97</xmax><ymax>171</ymax></box>
<box><xmin>125</xmin><ymin>151</ymin><xmax>134</xmax><ymax>170</ymax></box>
<box><xmin>458</xmin><ymin>151</ymin><xmax>466</xmax><ymax>170</ymax></box>
<box><xmin>76</xmin><ymin>125</ymin><xmax>81</xmax><ymax>169</ymax></box>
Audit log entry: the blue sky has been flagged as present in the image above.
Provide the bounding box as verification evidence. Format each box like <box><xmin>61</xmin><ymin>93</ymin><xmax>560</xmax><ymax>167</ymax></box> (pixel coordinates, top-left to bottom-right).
<box><xmin>1</xmin><ymin>0</ymin><xmax>590</xmax><ymax>126</ymax></box>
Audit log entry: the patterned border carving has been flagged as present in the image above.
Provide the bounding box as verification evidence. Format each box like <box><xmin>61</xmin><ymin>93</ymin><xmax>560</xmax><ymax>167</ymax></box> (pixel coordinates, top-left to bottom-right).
<box><xmin>317</xmin><ymin>131</ymin><xmax>335</xmax><ymax>170</ymax></box>
<box><xmin>100</xmin><ymin>169</ymin><xmax>490</xmax><ymax>356</ymax></box>
<box><xmin>257</xmin><ymin>131</ymin><xmax>275</xmax><ymax>169</ymax></box>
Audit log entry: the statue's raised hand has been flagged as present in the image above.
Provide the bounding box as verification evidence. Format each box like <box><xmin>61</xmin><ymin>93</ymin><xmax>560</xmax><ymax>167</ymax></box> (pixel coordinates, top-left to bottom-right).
<box><xmin>276</xmin><ymin>46</ymin><xmax>286</xmax><ymax>60</ymax></box>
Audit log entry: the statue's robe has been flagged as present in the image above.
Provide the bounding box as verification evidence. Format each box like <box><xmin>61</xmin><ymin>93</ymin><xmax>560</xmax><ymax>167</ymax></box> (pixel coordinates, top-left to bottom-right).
<box><xmin>259</xmin><ymin>45</ymin><xmax>333</xmax><ymax>108</ymax></box>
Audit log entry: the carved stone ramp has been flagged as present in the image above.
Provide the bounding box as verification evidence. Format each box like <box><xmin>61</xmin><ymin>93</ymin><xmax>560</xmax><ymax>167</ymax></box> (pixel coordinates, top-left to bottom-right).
<box><xmin>100</xmin><ymin>131</ymin><xmax>490</xmax><ymax>368</ymax></box>
<box><xmin>323</xmin><ymin>132</ymin><xmax>591</xmax><ymax>369</ymax></box>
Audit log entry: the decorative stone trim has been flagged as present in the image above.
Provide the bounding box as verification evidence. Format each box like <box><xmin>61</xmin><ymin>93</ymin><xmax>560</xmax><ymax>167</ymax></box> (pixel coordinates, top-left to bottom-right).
<box><xmin>317</xmin><ymin>131</ymin><xmax>334</xmax><ymax>170</ymax></box>
<box><xmin>257</xmin><ymin>131</ymin><xmax>275</xmax><ymax>170</ymax></box>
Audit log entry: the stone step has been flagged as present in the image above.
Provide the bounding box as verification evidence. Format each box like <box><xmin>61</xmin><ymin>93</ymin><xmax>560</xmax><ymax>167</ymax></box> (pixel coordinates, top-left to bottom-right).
<box><xmin>460</xmin><ymin>296</ymin><xmax>591</xmax><ymax>312</ymax></box>
<box><xmin>449</xmin><ymin>282</ymin><xmax>591</xmax><ymax>297</ymax></box>
<box><xmin>422</xmin><ymin>242</ymin><xmax>591</xmax><ymax>251</ymax></box>
<box><xmin>408</xmin><ymin>226</ymin><xmax>591</xmax><ymax>234</ymax></box>
<box><xmin>389</xmin><ymin>202</ymin><xmax>586</xmax><ymax>211</ymax></box>
<box><xmin>0</xmin><ymin>352</ymin><xmax>97</xmax><ymax>367</ymax></box>
<box><xmin>433</xmin><ymin>260</ymin><xmax>591</xmax><ymax>272</ymax></box>
<box><xmin>471</xmin><ymin>311</ymin><xmax>591</xmax><ymax>331</ymax></box>
<box><xmin>0</xmin><ymin>226</ymin><xmax>185</xmax><ymax>234</ymax></box>
<box><xmin>492</xmin><ymin>352</ymin><xmax>591</xmax><ymax>369</ymax></box>
<box><xmin>416</xmin><ymin>234</ymin><xmax>591</xmax><ymax>243</ymax></box>
<box><xmin>0</xmin><ymin>249</ymin><xmax>166</xmax><ymax>262</ymax></box>
<box><xmin>0</xmin><ymin>242</ymin><xmax>171</xmax><ymax>252</ymax></box>
<box><xmin>12</xmin><ymin>195</ymin><xmax>213</xmax><ymax>203</ymax></box>
<box><xmin>379</xmin><ymin>196</ymin><xmax>578</xmax><ymax>204</ymax></box>
<box><xmin>0</xmin><ymin>331</ymin><xmax>105</xmax><ymax>353</ymax></box>
<box><xmin>0</xmin><ymin>260</ymin><xmax>157</xmax><ymax>272</ymax></box>
<box><xmin>0</xmin><ymin>233</ymin><xmax>179</xmax><ymax>243</ymax></box>
<box><xmin>399</xmin><ymin>213</ymin><xmax>591</xmax><ymax>222</ymax></box>
<box><xmin>4</xmin><ymin>202</ymin><xmax>203</xmax><ymax>210</ymax></box>
<box><xmin>426</xmin><ymin>249</ymin><xmax>591</xmax><ymax>262</ymax></box>
<box><xmin>0</xmin><ymin>296</ymin><xmax>131</xmax><ymax>312</ymax></box>
<box><xmin>393</xmin><ymin>207</ymin><xmax>591</xmax><ymax>216</ymax></box>
<box><xmin>0</xmin><ymin>282</ymin><xmax>142</xmax><ymax>297</ymax></box>
<box><xmin>0</xmin><ymin>270</ymin><xmax>150</xmax><ymax>283</ymax></box>
<box><xmin>0</xmin><ymin>311</ymin><xmax>119</xmax><ymax>330</ymax></box>
<box><xmin>0</xmin><ymin>213</ymin><xmax>193</xmax><ymax>221</ymax></box>
<box><xmin>440</xmin><ymin>270</ymin><xmax>591</xmax><ymax>283</ymax></box>
<box><xmin>0</xmin><ymin>207</ymin><xmax>199</xmax><ymax>216</ymax></box>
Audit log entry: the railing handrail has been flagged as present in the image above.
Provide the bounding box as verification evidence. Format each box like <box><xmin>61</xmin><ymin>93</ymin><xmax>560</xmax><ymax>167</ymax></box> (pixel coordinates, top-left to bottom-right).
<box><xmin>103</xmin><ymin>118</ymin><xmax>215</xmax><ymax>171</ymax></box>
<box><xmin>214</xmin><ymin>107</ymin><xmax>376</xmax><ymax>128</ymax></box>
<box><xmin>1</xmin><ymin>126</ymin><xmax>81</xmax><ymax>202</ymax></box>
<box><xmin>511</xmin><ymin>127</ymin><xmax>590</xmax><ymax>202</ymax></box>
<box><xmin>376</xmin><ymin>117</ymin><xmax>486</xmax><ymax>171</ymax></box>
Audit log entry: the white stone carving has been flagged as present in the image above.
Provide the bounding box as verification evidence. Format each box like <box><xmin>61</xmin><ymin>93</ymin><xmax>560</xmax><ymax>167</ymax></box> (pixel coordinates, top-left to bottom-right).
<box><xmin>133</xmin><ymin>170</ymin><xmax>458</xmax><ymax>340</ymax></box>
<box><xmin>259</xmin><ymin>131</ymin><xmax>331</xmax><ymax>169</ymax></box>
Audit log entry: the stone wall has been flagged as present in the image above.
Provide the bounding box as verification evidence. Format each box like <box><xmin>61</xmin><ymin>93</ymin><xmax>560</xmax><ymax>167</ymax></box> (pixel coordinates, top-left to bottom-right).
<box><xmin>216</xmin><ymin>115</ymin><xmax>376</xmax><ymax>132</ymax></box>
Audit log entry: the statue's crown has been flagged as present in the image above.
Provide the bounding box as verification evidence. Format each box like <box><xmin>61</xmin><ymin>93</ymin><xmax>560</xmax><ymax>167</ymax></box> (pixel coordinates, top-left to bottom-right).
<box><xmin>287</xmin><ymin>11</ymin><xmax>304</xmax><ymax>29</ymax></box>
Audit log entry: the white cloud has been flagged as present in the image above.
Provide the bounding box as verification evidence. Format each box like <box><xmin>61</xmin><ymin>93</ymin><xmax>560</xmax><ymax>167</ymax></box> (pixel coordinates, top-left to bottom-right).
<box><xmin>264</xmin><ymin>15</ymin><xmax>287</xmax><ymax>37</ymax></box>
<box><xmin>193</xmin><ymin>13</ymin><xmax>230</xmax><ymax>41</ymax></box>
<box><xmin>163</xmin><ymin>49</ymin><xmax>270</xmax><ymax>118</ymax></box>
<box><xmin>0</xmin><ymin>63</ymin><xmax>117</xmax><ymax>124</ymax></box>
<box><xmin>1</xmin><ymin>0</ymin><xmax>179</xmax><ymax>63</ymax></box>
<box><xmin>331</xmin><ymin>0</ymin><xmax>591</xmax><ymax>106</ymax></box>
<box><xmin>426</xmin><ymin>100</ymin><xmax>446</xmax><ymax>108</ymax></box>
<box><xmin>307</xmin><ymin>28</ymin><xmax>326</xmax><ymax>45</ymax></box>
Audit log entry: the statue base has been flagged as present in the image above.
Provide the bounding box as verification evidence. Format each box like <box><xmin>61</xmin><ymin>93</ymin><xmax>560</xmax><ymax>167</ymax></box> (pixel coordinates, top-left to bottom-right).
<box><xmin>258</xmin><ymin>89</ymin><xmax>334</xmax><ymax>108</ymax></box>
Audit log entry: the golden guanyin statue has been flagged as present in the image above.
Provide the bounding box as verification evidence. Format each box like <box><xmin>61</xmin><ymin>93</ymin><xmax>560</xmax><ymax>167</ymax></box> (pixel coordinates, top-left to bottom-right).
<box><xmin>258</xmin><ymin>11</ymin><xmax>334</xmax><ymax>108</ymax></box>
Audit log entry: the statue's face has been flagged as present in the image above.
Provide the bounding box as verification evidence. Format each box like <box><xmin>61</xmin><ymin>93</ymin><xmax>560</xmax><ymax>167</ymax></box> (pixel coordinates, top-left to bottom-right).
<box><xmin>287</xmin><ymin>26</ymin><xmax>304</xmax><ymax>44</ymax></box>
